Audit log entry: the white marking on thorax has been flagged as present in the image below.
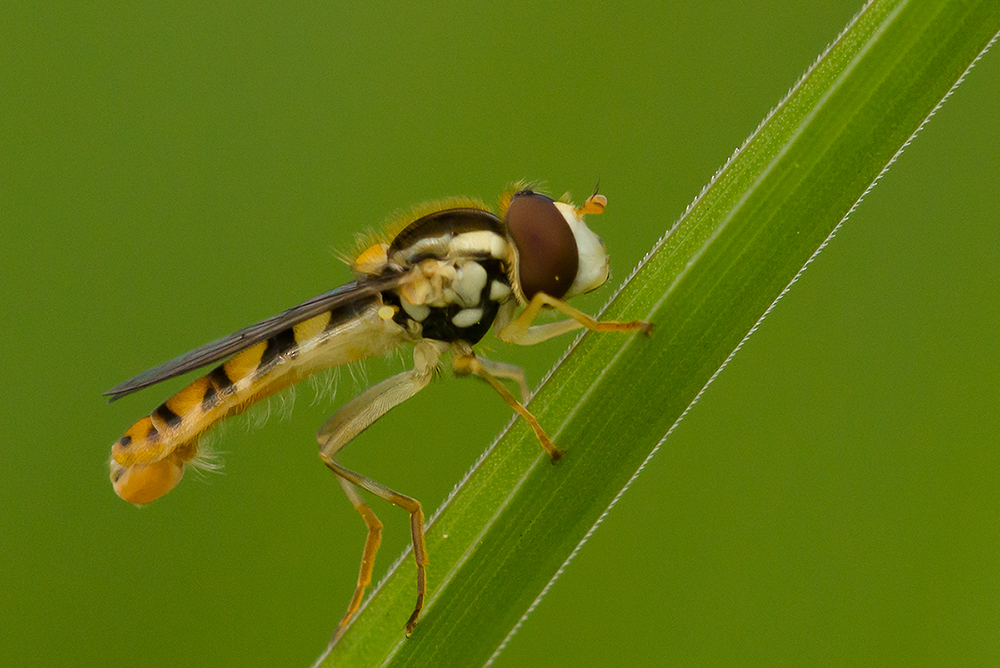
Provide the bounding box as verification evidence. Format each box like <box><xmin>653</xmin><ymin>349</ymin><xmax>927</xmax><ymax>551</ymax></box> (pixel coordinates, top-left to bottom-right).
<box><xmin>452</xmin><ymin>308</ymin><xmax>484</xmax><ymax>328</ymax></box>
<box><xmin>401</xmin><ymin>296</ymin><xmax>431</xmax><ymax>321</ymax></box>
<box><xmin>400</xmin><ymin>254</ymin><xmax>492</xmax><ymax>314</ymax></box>
<box><xmin>448</xmin><ymin>231</ymin><xmax>508</xmax><ymax>259</ymax></box>
<box><xmin>452</xmin><ymin>261</ymin><xmax>488</xmax><ymax>306</ymax></box>
<box><xmin>400</xmin><ymin>236</ymin><xmax>450</xmax><ymax>262</ymax></box>
<box><xmin>489</xmin><ymin>280</ymin><xmax>511</xmax><ymax>301</ymax></box>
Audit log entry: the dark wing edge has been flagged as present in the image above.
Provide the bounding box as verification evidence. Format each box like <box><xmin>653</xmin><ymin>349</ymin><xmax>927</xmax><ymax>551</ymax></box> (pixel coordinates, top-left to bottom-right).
<box><xmin>103</xmin><ymin>274</ymin><xmax>407</xmax><ymax>402</ymax></box>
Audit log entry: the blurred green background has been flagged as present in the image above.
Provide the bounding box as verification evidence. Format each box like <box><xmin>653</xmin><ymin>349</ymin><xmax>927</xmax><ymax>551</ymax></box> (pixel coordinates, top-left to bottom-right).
<box><xmin>2</xmin><ymin>2</ymin><xmax>997</xmax><ymax>666</ymax></box>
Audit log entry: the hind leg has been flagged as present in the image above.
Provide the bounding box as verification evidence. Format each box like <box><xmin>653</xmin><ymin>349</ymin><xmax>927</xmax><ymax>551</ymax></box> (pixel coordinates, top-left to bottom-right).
<box><xmin>318</xmin><ymin>340</ymin><xmax>445</xmax><ymax>639</ymax></box>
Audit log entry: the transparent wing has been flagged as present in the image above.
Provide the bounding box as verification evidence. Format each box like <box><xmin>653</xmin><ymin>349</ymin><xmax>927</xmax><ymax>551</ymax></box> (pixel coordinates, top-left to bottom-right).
<box><xmin>104</xmin><ymin>274</ymin><xmax>407</xmax><ymax>402</ymax></box>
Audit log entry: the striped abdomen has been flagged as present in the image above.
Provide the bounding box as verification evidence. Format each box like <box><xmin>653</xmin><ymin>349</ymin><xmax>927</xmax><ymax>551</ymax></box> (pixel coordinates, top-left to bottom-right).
<box><xmin>109</xmin><ymin>295</ymin><xmax>405</xmax><ymax>504</ymax></box>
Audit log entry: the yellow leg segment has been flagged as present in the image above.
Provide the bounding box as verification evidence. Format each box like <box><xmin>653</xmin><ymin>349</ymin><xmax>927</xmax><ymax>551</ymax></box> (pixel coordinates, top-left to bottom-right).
<box><xmin>323</xmin><ymin>460</ymin><xmax>428</xmax><ymax>636</ymax></box>
<box><xmin>498</xmin><ymin>291</ymin><xmax>653</xmax><ymax>346</ymax></box>
<box><xmin>331</xmin><ymin>476</ymin><xmax>384</xmax><ymax>643</ymax></box>
<box><xmin>452</xmin><ymin>350</ymin><xmax>562</xmax><ymax>462</ymax></box>
<box><xmin>318</xmin><ymin>340</ymin><xmax>445</xmax><ymax>641</ymax></box>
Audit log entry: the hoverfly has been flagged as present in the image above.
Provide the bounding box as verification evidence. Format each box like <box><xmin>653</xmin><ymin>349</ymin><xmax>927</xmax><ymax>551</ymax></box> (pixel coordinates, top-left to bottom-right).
<box><xmin>106</xmin><ymin>184</ymin><xmax>651</xmax><ymax>638</ymax></box>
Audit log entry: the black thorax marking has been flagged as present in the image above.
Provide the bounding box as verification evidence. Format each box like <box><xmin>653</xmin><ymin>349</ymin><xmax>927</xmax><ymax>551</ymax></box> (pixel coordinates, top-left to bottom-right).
<box><xmin>383</xmin><ymin>258</ymin><xmax>508</xmax><ymax>345</ymax></box>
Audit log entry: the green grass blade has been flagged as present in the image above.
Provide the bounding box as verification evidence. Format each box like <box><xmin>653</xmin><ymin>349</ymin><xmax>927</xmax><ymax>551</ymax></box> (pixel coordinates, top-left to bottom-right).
<box><xmin>318</xmin><ymin>1</ymin><xmax>1000</xmax><ymax>665</ymax></box>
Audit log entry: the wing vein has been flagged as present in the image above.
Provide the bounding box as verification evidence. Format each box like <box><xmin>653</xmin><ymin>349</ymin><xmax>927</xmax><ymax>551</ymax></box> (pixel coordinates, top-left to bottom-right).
<box><xmin>104</xmin><ymin>274</ymin><xmax>406</xmax><ymax>401</ymax></box>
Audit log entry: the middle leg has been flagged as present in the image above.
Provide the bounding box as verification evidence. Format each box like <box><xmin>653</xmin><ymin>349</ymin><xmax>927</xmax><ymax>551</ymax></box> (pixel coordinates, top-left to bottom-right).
<box><xmin>451</xmin><ymin>343</ymin><xmax>562</xmax><ymax>461</ymax></box>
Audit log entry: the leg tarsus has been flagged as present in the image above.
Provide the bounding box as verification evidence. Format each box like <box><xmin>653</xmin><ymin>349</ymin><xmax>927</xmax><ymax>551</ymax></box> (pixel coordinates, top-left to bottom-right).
<box><xmin>323</xmin><ymin>458</ymin><xmax>430</xmax><ymax>637</ymax></box>
<box><xmin>404</xmin><ymin>502</ymin><xmax>427</xmax><ymax>635</ymax></box>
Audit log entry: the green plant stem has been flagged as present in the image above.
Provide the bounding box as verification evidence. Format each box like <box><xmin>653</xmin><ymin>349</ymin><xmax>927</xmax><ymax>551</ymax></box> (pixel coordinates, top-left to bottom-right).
<box><xmin>318</xmin><ymin>1</ymin><xmax>1000</xmax><ymax>665</ymax></box>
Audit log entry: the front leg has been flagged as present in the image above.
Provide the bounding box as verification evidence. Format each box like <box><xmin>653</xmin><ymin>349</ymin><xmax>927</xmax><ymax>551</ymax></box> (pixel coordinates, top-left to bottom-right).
<box><xmin>497</xmin><ymin>291</ymin><xmax>652</xmax><ymax>346</ymax></box>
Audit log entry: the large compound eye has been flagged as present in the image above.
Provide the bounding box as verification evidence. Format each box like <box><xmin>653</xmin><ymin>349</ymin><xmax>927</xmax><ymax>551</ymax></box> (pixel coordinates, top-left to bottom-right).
<box><xmin>505</xmin><ymin>190</ymin><xmax>578</xmax><ymax>300</ymax></box>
